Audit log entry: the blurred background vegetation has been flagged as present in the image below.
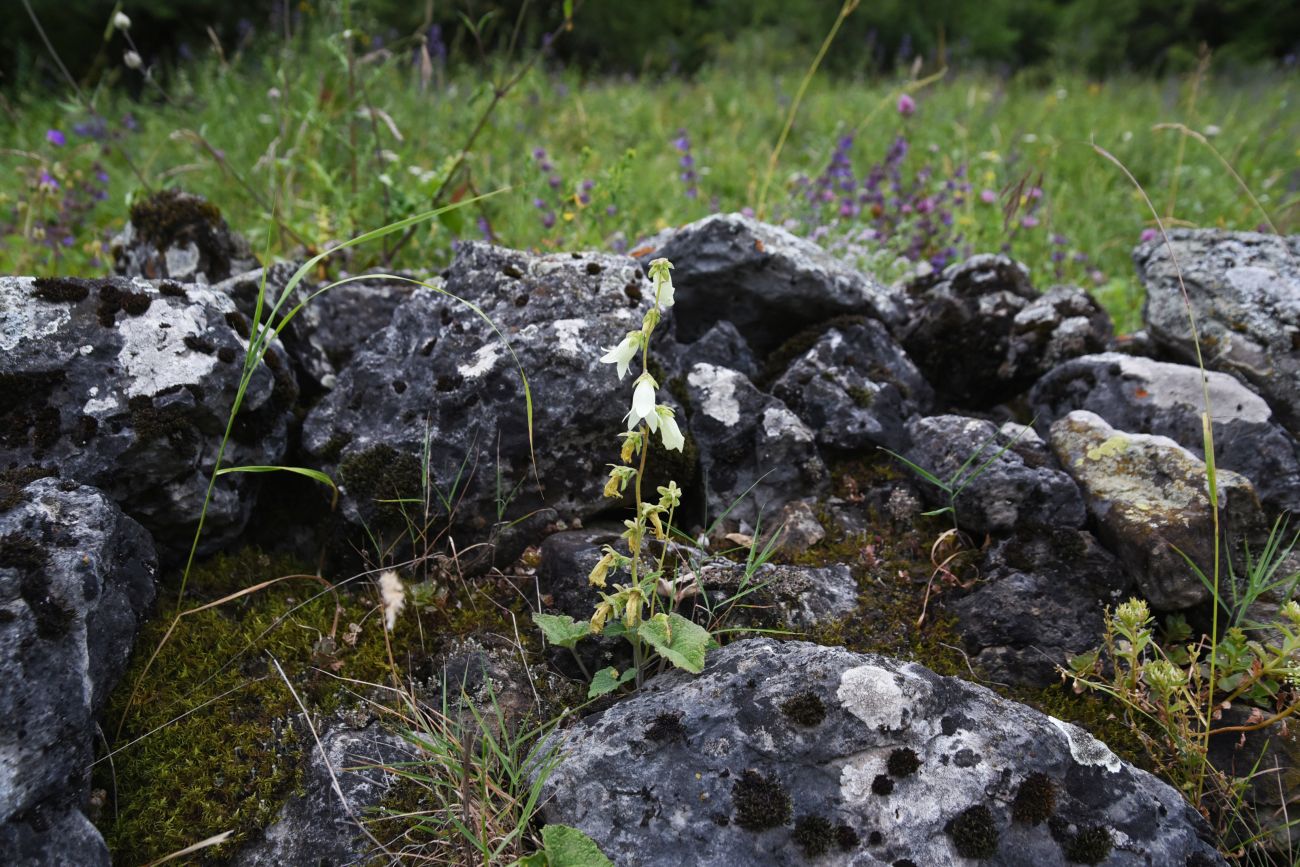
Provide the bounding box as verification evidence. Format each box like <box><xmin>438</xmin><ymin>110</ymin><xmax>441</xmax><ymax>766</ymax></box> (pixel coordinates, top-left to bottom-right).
<box><xmin>6</xmin><ymin>0</ymin><xmax>1298</xmax><ymax>88</ymax></box>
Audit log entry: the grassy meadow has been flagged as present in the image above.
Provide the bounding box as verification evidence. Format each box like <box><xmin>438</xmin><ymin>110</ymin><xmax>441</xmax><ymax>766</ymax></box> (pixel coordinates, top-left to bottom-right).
<box><xmin>2</xmin><ymin>33</ymin><xmax>1296</xmax><ymax>333</ymax></box>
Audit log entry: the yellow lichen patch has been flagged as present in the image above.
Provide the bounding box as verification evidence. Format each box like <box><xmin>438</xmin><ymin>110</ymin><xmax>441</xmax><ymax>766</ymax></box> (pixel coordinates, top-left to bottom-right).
<box><xmin>1086</xmin><ymin>434</ymin><xmax>1130</xmax><ymax>462</ymax></box>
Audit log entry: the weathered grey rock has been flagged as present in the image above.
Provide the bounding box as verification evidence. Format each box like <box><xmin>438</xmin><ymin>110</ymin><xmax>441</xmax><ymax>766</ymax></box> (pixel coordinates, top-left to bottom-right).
<box><xmin>684</xmin><ymin>363</ymin><xmax>827</xmax><ymax>528</ymax></box>
<box><xmin>0</xmin><ymin>478</ymin><xmax>157</xmax><ymax>866</ymax></box>
<box><xmin>768</xmin><ymin>498</ymin><xmax>826</xmax><ymax>556</ymax></box>
<box><xmin>302</xmin><ymin>244</ymin><xmax>669</xmax><ymax>555</ymax></box>
<box><xmin>948</xmin><ymin>528</ymin><xmax>1131</xmax><ymax>687</ymax></box>
<box><xmin>111</xmin><ymin>189</ymin><xmax>257</xmax><ymax>284</ymax></box>
<box><xmin>1049</xmin><ymin>410</ymin><xmax>1265</xmax><ymax>610</ymax></box>
<box><xmin>216</xmin><ymin>265</ymin><xmax>422</xmax><ymax>396</ymax></box>
<box><xmin>771</xmin><ymin>318</ymin><xmax>934</xmax><ymax>453</ymax></box>
<box><xmin>901</xmin><ymin>415</ymin><xmax>1085</xmax><ymax>535</ymax></box>
<box><xmin>898</xmin><ymin>254</ymin><xmax>1040</xmax><ymax>408</ymax></box>
<box><xmin>635</xmin><ymin>213</ymin><xmax>908</xmax><ymax>352</ymax></box>
<box><xmin>1</xmin><ymin>275</ymin><xmax>295</xmax><ymax>555</ymax></box>
<box><xmin>1136</xmin><ymin>229</ymin><xmax>1300</xmax><ymax>434</ymax></box>
<box><xmin>1031</xmin><ymin>352</ymin><xmax>1300</xmax><ymax>515</ymax></box>
<box><xmin>1004</xmin><ymin>286</ymin><xmax>1113</xmax><ymax>379</ymax></box>
<box><xmin>1207</xmin><ymin>705</ymin><xmax>1300</xmax><ymax>855</ymax></box>
<box><xmin>236</xmin><ymin>720</ymin><xmax>413</xmax><ymax>867</ymax></box>
<box><xmin>539</xmin><ymin>638</ymin><xmax>1224</xmax><ymax>866</ymax></box>
<box><xmin>660</xmin><ymin>319</ymin><xmax>760</xmax><ymax>382</ymax></box>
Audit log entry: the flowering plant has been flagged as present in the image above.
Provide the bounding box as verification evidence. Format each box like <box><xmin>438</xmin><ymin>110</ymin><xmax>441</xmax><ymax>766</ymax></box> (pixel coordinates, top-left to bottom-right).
<box><xmin>534</xmin><ymin>258</ymin><xmax>711</xmax><ymax>697</ymax></box>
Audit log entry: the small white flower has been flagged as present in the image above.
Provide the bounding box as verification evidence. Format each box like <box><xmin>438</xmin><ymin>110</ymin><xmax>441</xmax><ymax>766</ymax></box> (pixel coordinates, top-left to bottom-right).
<box><xmin>600</xmin><ymin>331</ymin><xmax>641</xmax><ymax>379</ymax></box>
<box><xmin>627</xmin><ymin>375</ymin><xmax>659</xmax><ymax>431</ymax></box>
<box><xmin>648</xmin><ymin>257</ymin><xmax>675</xmax><ymax>309</ymax></box>
<box><xmin>657</xmin><ymin>406</ymin><xmax>684</xmax><ymax>451</ymax></box>
<box><xmin>123</xmin><ymin>50</ymin><xmax>142</xmax><ymax>70</ymax></box>
<box><xmin>267</xmin><ymin>87</ymin><xmax>281</xmax><ymax>100</ymax></box>
<box><xmin>1203</xmin><ymin>124</ymin><xmax>1222</xmax><ymax>138</ymax></box>
<box><xmin>378</xmin><ymin>570</ymin><xmax>405</xmax><ymax>631</ymax></box>
<box><xmin>113</xmin><ymin>11</ymin><xmax>131</xmax><ymax>31</ymax></box>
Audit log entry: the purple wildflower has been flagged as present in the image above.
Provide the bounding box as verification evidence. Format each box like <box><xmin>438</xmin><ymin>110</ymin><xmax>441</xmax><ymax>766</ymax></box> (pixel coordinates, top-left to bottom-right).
<box><xmin>46</xmin><ymin>129</ymin><xmax>66</xmax><ymax>147</ymax></box>
<box><xmin>980</xmin><ymin>189</ymin><xmax>997</xmax><ymax>204</ymax></box>
<box><xmin>897</xmin><ymin>94</ymin><xmax>916</xmax><ymax>117</ymax></box>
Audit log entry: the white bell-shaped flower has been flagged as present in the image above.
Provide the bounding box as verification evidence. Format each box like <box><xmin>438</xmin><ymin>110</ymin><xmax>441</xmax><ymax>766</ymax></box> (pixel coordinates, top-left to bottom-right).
<box><xmin>627</xmin><ymin>375</ymin><xmax>659</xmax><ymax>431</ymax></box>
<box><xmin>599</xmin><ymin>331</ymin><xmax>641</xmax><ymax>379</ymax></box>
<box><xmin>656</xmin><ymin>406</ymin><xmax>684</xmax><ymax>451</ymax></box>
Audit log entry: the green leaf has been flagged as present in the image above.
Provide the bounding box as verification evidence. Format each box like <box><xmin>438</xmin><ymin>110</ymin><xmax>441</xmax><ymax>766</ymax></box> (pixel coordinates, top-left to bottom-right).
<box><xmin>215</xmin><ymin>465</ymin><xmax>338</xmax><ymax>508</ymax></box>
<box><xmin>539</xmin><ymin>824</ymin><xmax>614</xmax><ymax>867</ymax></box>
<box><xmin>588</xmin><ymin>666</ymin><xmax>635</xmax><ymax>698</ymax></box>
<box><xmin>638</xmin><ymin>613</ymin><xmax>711</xmax><ymax>674</ymax></box>
<box><xmin>532</xmin><ymin>613</ymin><xmax>591</xmax><ymax>649</ymax></box>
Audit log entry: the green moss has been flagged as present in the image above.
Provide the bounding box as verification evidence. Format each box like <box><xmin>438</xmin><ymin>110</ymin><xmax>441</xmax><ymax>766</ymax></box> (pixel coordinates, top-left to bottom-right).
<box><xmin>1011</xmin><ymin>772</ymin><xmax>1056</xmax><ymax>825</ymax></box>
<box><xmin>644</xmin><ymin>711</ymin><xmax>687</xmax><ymax>743</ymax></box>
<box><xmin>128</xmin><ymin>189</ymin><xmax>234</xmax><ymax>276</ymax></box>
<box><xmin>835</xmin><ymin>823</ymin><xmax>859</xmax><ymax>850</ymax></box>
<box><xmin>948</xmin><ymin>804</ymin><xmax>999</xmax><ymax>859</ymax></box>
<box><xmin>128</xmin><ymin>396</ymin><xmax>196</xmax><ymax>446</ymax></box>
<box><xmin>758</xmin><ymin>314</ymin><xmax>869</xmax><ymax>386</ymax></box>
<box><xmin>733</xmin><ymin>769</ymin><xmax>792</xmax><ymax>830</ymax></box>
<box><xmin>1063</xmin><ymin>825</ymin><xmax>1112</xmax><ymax>864</ymax></box>
<box><xmin>781</xmin><ymin>691</ymin><xmax>827</xmax><ymax>727</ymax></box>
<box><xmin>339</xmin><ymin>444</ymin><xmax>424</xmax><ymax>527</ymax></box>
<box><xmin>848</xmin><ymin>385</ymin><xmax>876</xmax><ymax>409</ymax></box>
<box><xmin>886</xmin><ymin>747</ymin><xmax>920</xmax><ymax>778</ymax></box>
<box><xmin>792</xmin><ymin>814</ymin><xmax>834</xmax><ymax>858</ymax></box>
<box><xmin>0</xmin><ymin>533</ymin><xmax>47</xmax><ymax>572</ymax></box>
<box><xmin>95</xmin><ymin>548</ymin><xmax>425</xmax><ymax>864</ymax></box>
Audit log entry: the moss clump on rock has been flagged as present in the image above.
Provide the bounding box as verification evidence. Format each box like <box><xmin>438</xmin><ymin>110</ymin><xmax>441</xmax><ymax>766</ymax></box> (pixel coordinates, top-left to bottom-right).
<box><xmin>1011</xmin><ymin>772</ymin><xmax>1056</xmax><ymax>825</ymax></box>
<box><xmin>1064</xmin><ymin>825</ymin><xmax>1112</xmax><ymax>864</ymax></box>
<box><xmin>32</xmin><ymin>275</ymin><xmax>92</xmax><ymax>302</ymax></box>
<box><xmin>339</xmin><ymin>443</ymin><xmax>424</xmax><ymax>526</ymax></box>
<box><xmin>886</xmin><ymin>747</ymin><xmax>920</xmax><ymax>778</ymax></box>
<box><xmin>781</xmin><ymin>691</ymin><xmax>827</xmax><ymax>727</ymax></box>
<box><xmin>948</xmin><ymin>804</ymin><xmax>999</xmax><ymax>859</ymax></box>
<box><xmin>871</xmin><ymin>774</ymin><xmax>895</xmax><ymax>796</ymax></box>
<box><xmin>0</xmin><ymin>466</ymin><xmax>56</xmax><ymax>512</ymax></box>
<box><xmin>792</xmin><ymin>814</ymin><xmax>834</xmax><ymax>857</ymax></box>
<box><xmin>733</xmin><ymin>769</ymin><xmax>793</xmax><ymax>830</ymax></box>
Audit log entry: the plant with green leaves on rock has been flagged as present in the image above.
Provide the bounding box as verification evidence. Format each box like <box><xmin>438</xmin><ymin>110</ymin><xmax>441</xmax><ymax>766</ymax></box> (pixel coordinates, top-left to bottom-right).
<box><xmin>533</xmin><ymin>258</ymin><xmax>711</xmax><ymax>698</ymax></box>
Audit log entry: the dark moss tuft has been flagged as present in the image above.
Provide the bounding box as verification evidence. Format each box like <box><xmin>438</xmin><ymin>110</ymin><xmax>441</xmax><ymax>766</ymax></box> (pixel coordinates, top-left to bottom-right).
<box><xmin>224</xmin><ymin>310</ymin><xmax>252</xmax><ymax>340</ymax></box>
<box><xmin>72</xmin><ymin>415</ymin><xmax>98</xmax><ymax>445</ymax></box>
<box><xmin>339</xmin><ymin>444</ymin><xmax>424</xmax><ymax>526</ymax></box>
<box><xmin>129</xmin><ymin>396</ymin><xmax>195</xmax><ymax>446</ymax></box>
<box><xmin>871</xmin><ymin>774</ymin><xmax>894</xmax><ymax>796</ymax></box>
<box><xmin>835</xmin><ymin>823</ymin><xmax>859</xmax><ymax>851</ymax></box>
<box><xmin>893</xmin><ymin>861</ymin><xmax>919</xmax><ymax>867</ymax></box>
<box><xmin>0</xmin><ymin>533</ymin><xmax>48</xmax><ymax>572</ymax></box>
<box><xmin>217</xmin><ymin>346</ymin><xmax>237</xmax><ymax>364</ymax></box>
<box><xmin>792</xmin><ymin>814</ymin><xmax>834</xmax><ymax>858</ymax></box>
<box><xmin>948</xmin><ymin>804</ymin><xmax>999</xmax><ymax>859</ymax></box>
<box><xmin>781</xmin><ymin>691</ymin><xmax>827</xmax><ymax>727</ymax></box>
<box><xmin>645</xmin><ymin>711</ymin><xmax>687</xmax><ymax>744</ymax></box>
<box><xmin>128</xmin><ymin>189</ymin><xmax>236</xmax><ymax>277</ymax></box>
<box><xmin>1064</xmin><ymin>825</ymin><xmax>1112</xmax><ymax>864</ymax></box>
<box><xmin>886</xmin><ymin>747</ymin><xmax>920</xmax><ymax>778</ymax></box>
<box><xmin>316</xmin><ymin>432</ymin><xmax>354</xmax><ymax>464</ymax></box>
<box><xmin>120</xmin><ymin>290</ymin><xmax>152</xmax><ymax>316</ymax></box>
<box><xmin>759</xmin><ymin>314</ymin><xmax>871</xmax><ymax>385</ymax></box>
<box><xmin>0</xmin><ymin>467</ymin><xmax>56</xmax><ymax>512</ymax></box>
<box><xmin>158</xmin><ymin>281</ymin><xmax>189</xmax><ymax>298</ymax></box>
<box><xmin>32</xmin><ymin>276</ymin><xmax>91</xmax><ymax>302</ymax></box>
<box><xmin>184</xmin><ymin>335</ymin><xmax>217</xmax><ymax>354</ymax></box>
<box><xmin>732</xmin><ymin>769</ymin><xmax>792</xmax><ymax>831</ymax></box>
<box><xmin>848</xmin><ymin>385</ymin><xmax>876</xmax><ymax>409</ymax></box>
<box><xmin>1011</xmin><ymin>772</ymin><xmax>1056</xmax><ymax>825</ymax></box>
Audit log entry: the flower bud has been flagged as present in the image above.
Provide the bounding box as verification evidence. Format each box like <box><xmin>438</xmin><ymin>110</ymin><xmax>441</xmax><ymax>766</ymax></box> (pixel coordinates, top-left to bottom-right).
<box><xmin>124</xmin><ymin>50</ymin><xmax>143</xmax><ymax>70</ymax></box>
<box><xmin>113</xmin><ymin>11</ymin><xmax>131</xmax><ymax>31</ymax></box>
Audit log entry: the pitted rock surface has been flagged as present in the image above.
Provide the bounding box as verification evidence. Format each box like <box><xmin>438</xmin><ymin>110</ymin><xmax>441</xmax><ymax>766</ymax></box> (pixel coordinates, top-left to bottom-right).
<box><xmin>635</xmin><ymin>213</ymin><xmax>908</xmax><ymax>352</ymax></box>
<box><xmin>539</xmin><ymin>638</ymin><xmax>1224</xmax><ymax>866</ymax></box>
<box><xmin>684</xmin><ymin>363</ymin><xmax>827</xmax><ymax>527</ymax></box>
<box><xmin>901</xmin><ymin>414</ymin><xmax>1085</xmax><ymax>535</ymax></box>
<box><xmin>948</xmin><ymin>528</ymin><xmax>1131</xmax><ymax>687</ymax></box>
<box><xmin>1049</xmin><ymin>410</ymin><xmax>1264</xmax><ymax>610</ymax></box>
<box><xmin>0</xmin><ymin>479</ymin><xmax>157</xmax><ymax>866</ymax></box>
<box><xmin>771</xmin><ymin>318</ymin><xmax>933</xmax><ymax>453</ymax></box>
<box><xmin>1135</xmin><ymin>229</ymin><xmax>1300</xmax><ymax>435</ymax></box>
<box><xmin>1031</xmin><ymin>352</ymin><xmax>1300</xmax><ymax>515</ymax></box>
<box><xmin>1</xmin><ymin>275</ymin><xmax>294</xmax><ymax>555</ymax></box>
<box><xmin>302</xmin><ymin>243</ymin><xmax>673</xmax><ymax>551</ymax></box>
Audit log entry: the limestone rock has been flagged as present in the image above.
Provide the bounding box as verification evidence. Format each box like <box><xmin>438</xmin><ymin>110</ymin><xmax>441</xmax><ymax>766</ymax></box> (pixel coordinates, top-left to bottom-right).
<box><xmin>0</xmin><ymin>478</ymin><xmax>157</xmax><ymax>866</ymax></box>
<box><xmin>1</xmin><ymin>275</ymin><xmax>295</xmax><ymax>555</ymax></box>
<box><xmin>539</xmin><ymin>638</ymin><xmax>1224</xmax><ymax>866</ymax></box>
<box><xmin>1135</xmin><ymin>229</ymin><xmax>1300</xmax><ymax>435</ymax></box>
<box><xmin>1031</xmin><ymin>352</ymin><xmax>1300</xmax><ymax>515</ymax></box>
<box><xmin>1049</xmin><ymin>410</ymin><xmax>1264</xmax><ymax>610</ymax></box>
<box><xmin>111</xmin><ymin>189</ymin><xmax>257</xmax><ymax>284</ymax></box>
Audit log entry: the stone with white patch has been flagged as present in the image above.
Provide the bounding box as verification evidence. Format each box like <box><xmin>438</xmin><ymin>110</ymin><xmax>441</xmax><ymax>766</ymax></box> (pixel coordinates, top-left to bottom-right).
<box><xmin>538</xmin><ymin>638</ymin><xmax>1224</xmax><ymax>866</ymax></box>
<box><xmin>0</xmin><ymin>274</ymin><xmax>294</xmax><ymax>555</ymax></box>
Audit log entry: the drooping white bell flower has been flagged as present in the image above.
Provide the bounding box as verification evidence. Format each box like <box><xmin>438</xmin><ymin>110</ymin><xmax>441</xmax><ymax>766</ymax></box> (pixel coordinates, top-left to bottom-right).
<box><xmin>599</xmin><ymin>330</ymin><xmax>641</xmax><ymax>379</ymax></box>
<box><xmin>113</xmin><ymin>11</ymin><xmax>132</xmax><ymax>30</ymax></box>
<box><xmin>626</xmin><ymin>374</ymin><xmax>659</xmax><ymax>431</ymax></box>
<box><xmin>656</xmin><ymin>406</ymin><xmax>684</xmax><ymax>451</ymax></box>
<box><xmin>124</xmin><ymin>50</ymin><xmax>143</xmax><ymax>69</ymax></box>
